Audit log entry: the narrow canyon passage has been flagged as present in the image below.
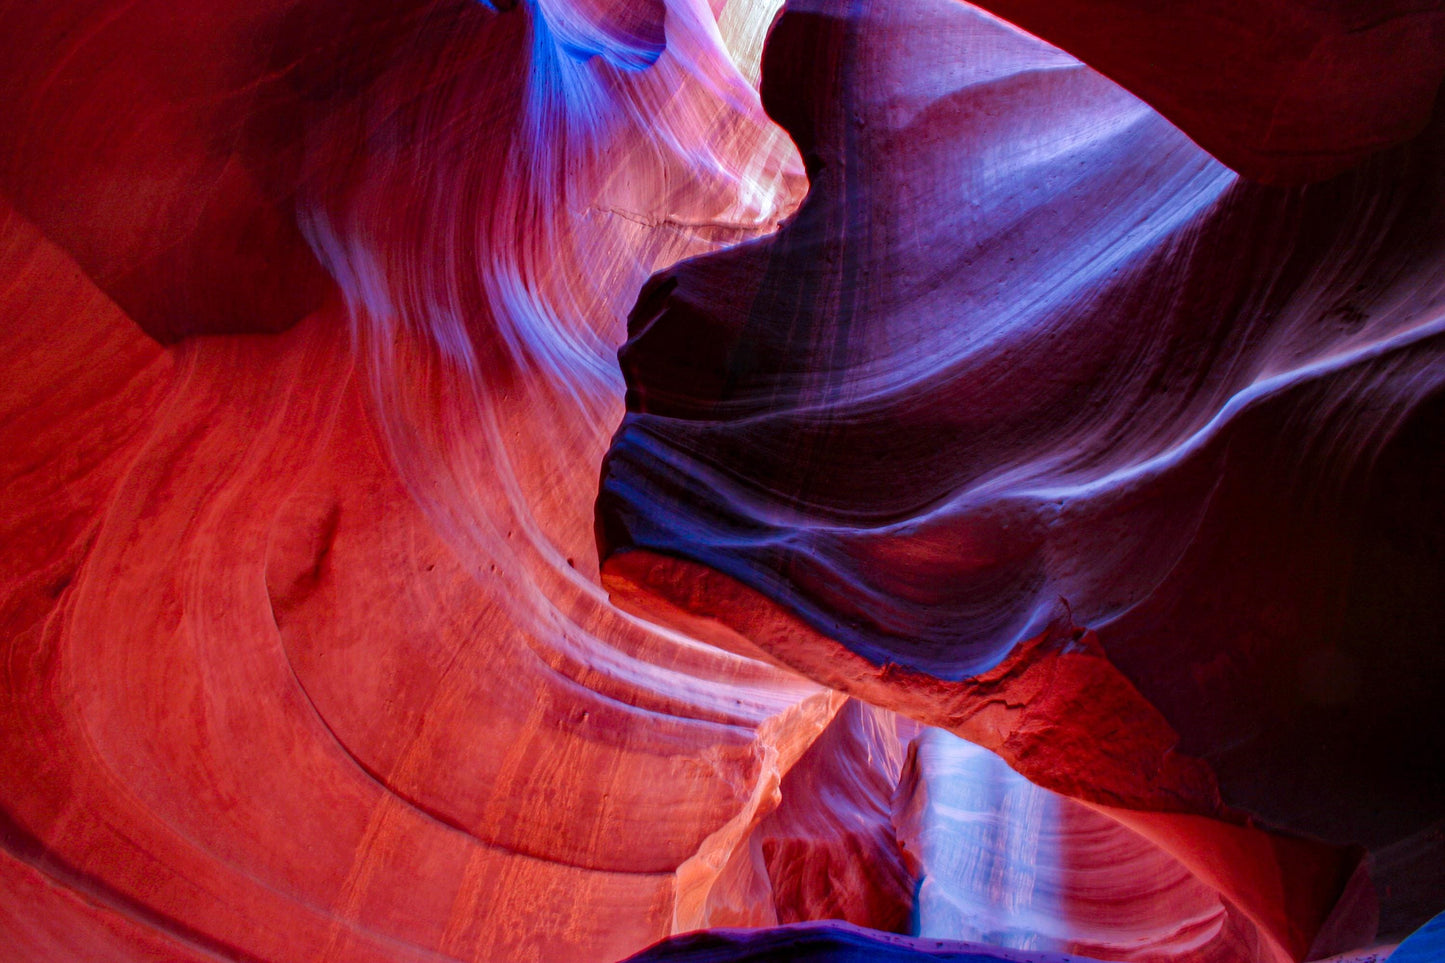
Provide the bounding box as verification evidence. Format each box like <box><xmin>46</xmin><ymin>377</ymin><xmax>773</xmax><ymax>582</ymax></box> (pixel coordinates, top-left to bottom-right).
<box><xmin>1</xmin><ymin>0</ymin><xmax>1442</xmax><ymax>961</ymax></box>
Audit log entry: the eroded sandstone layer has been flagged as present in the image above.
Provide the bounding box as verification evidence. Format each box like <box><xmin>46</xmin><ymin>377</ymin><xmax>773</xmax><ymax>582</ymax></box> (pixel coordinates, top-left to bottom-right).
<box><xmin>598</xmin><ymin>0</ymin><xmax>1445</xmax><ymax>958</ymax></box>
<box><xmin>2</xmin><ymin>0</ymin><xmax>1442</xmax><ymax>961</ymax></box>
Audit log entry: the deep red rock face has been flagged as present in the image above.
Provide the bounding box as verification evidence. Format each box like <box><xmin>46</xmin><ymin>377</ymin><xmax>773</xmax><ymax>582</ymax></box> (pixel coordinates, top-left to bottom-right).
<box><xmin>2</xmin><ymin>0</ymin><xmax>1443</xmax><ymax>961</ymax></box>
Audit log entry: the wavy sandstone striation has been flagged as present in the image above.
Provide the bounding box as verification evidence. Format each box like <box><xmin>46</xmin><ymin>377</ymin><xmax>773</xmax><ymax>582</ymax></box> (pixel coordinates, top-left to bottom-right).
<box><xmin>0</xmin><ymin>1</ymin><xmax>832</xmax><ymax>960</ymax></box>
<box><xmin>2</xmin><ymin>0</ymin><xmax>1443</xmax><ymax>961</ymax></box>
<box><xmin>597</xmin><ymin>0</ymin><xmax>1445</xmax><ymax>958</ymax></box>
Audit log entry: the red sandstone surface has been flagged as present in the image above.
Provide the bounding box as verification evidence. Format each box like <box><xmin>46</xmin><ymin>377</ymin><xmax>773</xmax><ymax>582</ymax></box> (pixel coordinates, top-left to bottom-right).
<box><xmin>2</xmin><ymin>0</ymin><xmax>1442</xmax><ymax>961</ymax></box>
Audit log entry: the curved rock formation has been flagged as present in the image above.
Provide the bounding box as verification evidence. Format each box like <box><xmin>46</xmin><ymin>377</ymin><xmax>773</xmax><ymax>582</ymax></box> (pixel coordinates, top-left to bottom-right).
<box><xmin>3</xmin><ymin>0</ymin><xmax>1443</xmax><ymax>960</ymax></box>
<box><xmin>894</xmin><ymin>730</ymin><xmax>1274</xmax><ymax>962</ymax></box>
<box><xmin>597</xmin><ymin>0</ymin><xmax>1445</xmax><ymax>957</ymax></box>
<box><xmin>964</xmin><ymin>0</ymin><xmax>1445</xmax><ymax>184</ymax></box>
<box><xmin>0</xmin><ymin>1</ymin><xmax>832</xmax><ymax>960</ymax></box>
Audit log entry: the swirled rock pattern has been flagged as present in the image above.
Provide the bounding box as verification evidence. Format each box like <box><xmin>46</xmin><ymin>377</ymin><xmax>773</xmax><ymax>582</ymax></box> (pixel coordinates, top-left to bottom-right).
<box><xmin>3</xmin><ymin>0</ymin><xmax>1443</xmax><ymax>961</ymax></box>
<box><xmin>0</xmin><ymin>1</ymin><xmax>829</xmax><ymax>960</ymax></box>
<box><xmin>597</xmin><ymin>0</ymin><xmax>1445</xmax><ymax>957</ymax></box>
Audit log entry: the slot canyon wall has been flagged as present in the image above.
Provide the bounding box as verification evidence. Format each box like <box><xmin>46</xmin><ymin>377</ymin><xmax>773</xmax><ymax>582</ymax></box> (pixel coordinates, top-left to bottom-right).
<box><xmin>1</xmin><ymin>1</ymin><xmax>1443</xmax><ymax>962</ymax></box>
